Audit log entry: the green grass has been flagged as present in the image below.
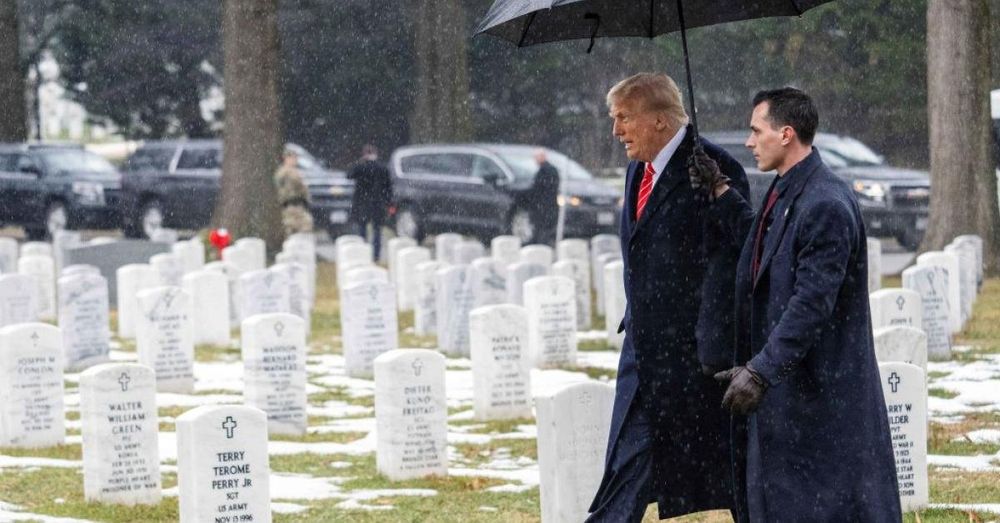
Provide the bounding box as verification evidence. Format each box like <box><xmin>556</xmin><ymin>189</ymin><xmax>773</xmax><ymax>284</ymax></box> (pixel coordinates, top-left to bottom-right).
<box><xmin>0</xmin><ymin>443</ymin><xmax>81</xmax><ymax>461</ymax></box>
<box><xmin>928</xmin><ymin>388</ymin><xmax>959</xmax><ymax>399</ymax></box>
<box><xmin>579</xmin><ymin>337</ymin><xmax>615</xmax><ymax>352</ymax></box>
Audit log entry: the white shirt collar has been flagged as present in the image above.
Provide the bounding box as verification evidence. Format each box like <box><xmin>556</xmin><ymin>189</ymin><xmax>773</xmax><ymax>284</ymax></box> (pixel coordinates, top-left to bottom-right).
<box><xmin>648</xmin><ymin>125</ymin><xmax>687</xmax><ymax>186</ymax></box>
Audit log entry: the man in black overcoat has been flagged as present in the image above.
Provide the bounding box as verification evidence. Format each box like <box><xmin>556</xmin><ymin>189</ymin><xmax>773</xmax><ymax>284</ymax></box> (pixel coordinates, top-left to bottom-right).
<box><xmin>523</xmin><ymin>149</ymin><xmax>560</xmax><ymax>245</ymax></box>
<box><xmin>587</xmin><ymin>73</ymin><xmax>749</xmax><ymax>522</ymax></box>
<box><xmin>347</xmin><ymin>144</ymin><xmax>392</xmax><ymax>260</ymax></box>
<box><xmin>709</xmin><ymin>88</ymin><xmax>902</xmax><ymax>522</ymax></box>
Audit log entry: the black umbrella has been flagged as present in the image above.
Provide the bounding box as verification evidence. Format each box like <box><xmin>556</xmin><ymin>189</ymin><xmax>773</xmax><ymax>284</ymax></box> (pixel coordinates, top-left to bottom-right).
<box><xmin>475</xmin><ymin>0</ymin><xmax>835</xmax><ymax>142</ymax></box>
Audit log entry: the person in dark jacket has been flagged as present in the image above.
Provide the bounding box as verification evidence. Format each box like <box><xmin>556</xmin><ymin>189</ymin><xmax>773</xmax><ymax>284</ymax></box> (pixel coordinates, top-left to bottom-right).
<box><xmin>347</xmin><ymin>144</ymin><xmax>392</xmax><ymax>260</ymax></box>
<box><xmin>522</xmin><ymin>149</ymin><xmax>560</xmax><ymax>245</ymax></box>
<box><xmin>708</xmin><ymin>88</ymin><xmax>902</xmax><ymax>522</ymax></box>
<box><xmin>587</xmin><ymin>73</ymin><xmax>749</xmax><ymax>522</ymax></box>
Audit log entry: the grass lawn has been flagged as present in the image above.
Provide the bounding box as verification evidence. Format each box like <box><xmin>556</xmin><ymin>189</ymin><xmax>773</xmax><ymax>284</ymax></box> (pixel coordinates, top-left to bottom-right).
<box><xmin>0</xmin><ymin>262</ymin><xmax>997</xmax><ymax>522</ymax></box>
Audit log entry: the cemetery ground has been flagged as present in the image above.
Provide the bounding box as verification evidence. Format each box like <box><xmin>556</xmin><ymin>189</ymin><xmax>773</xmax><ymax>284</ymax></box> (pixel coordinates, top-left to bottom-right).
<box><xmin>0</xmin><ymin>263</ymin><xmax>998</xmax><ymax>522</ymax></box>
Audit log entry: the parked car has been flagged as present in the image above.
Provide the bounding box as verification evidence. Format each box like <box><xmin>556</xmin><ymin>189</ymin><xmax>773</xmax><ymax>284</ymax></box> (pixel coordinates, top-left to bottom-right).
<box><xmin>0</xmin><ymin>143</ymin><xmax>123</xmax><ymax>239</ymax></box>
<box><xmin>704</xmin><ymin>131</ymin><xmax>931</xmax><ymax>250</ymax></box>
<box><xmin>120</xmin><ymin>140</ymin><xmax>354</xmax><ymax>239</ymax></box>
<box><xmin>388</xmin><ymin>144</ymin><xmax>621</xmax><ymax>243</ymax></box>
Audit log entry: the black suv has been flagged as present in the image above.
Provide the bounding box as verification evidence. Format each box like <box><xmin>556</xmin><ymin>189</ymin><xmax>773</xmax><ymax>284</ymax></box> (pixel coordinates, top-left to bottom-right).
<box><xmin>0</xmin><ymin>143</ymin><xmax>122</xmax><ymax>239</ymax></box>
<box><xmin>120</xmin><ymin>140</ymin><xmax>354</xmax><ymax>239</ymax></box>
<box><xmin>705</xmin><ymin>132</ymin><xmax>931</xmax><ymax>250</ymax></box>
<box><xmin>389</xmin><ymin>144</ymin><xmax>621</xmax><ymax>243</ymax></box>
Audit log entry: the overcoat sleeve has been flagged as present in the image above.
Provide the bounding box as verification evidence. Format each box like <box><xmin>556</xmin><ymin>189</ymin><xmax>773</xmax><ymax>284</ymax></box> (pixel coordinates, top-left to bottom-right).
<box><xmin>748</xmin><ymin>198</ymin><xmax>858</xmax><ymax>385</ymax></box>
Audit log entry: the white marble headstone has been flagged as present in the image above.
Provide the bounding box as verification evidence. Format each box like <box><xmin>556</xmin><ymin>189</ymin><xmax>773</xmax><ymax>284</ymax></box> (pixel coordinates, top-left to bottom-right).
<box><xmin>239</xmin><ymin>269</ymin><xmax>291</xmax><ymax>320</ymax></box>
<box><xmin>177</xmin><ymin>405</ymin><xmax>271</xmax><ymax>523</ymax></box>
<box><xmin>902</xmin><ymin>265</ymin><xmax>952</xmax><ymax>360</ymax></box>
<box><xmin>0</xmin><ymin>274</ymin><xmax>39</xmax><ymax>327</ymax></box>
<box><xmin>270</xmin><ymin>262</ymin><xmax>311</xmax><ymax>335</ymax></box>
<box><xmin>536</xmin><ymin>381</ymin><xmax>615</xmax><ymax>523</ymax></box>
<box><xmin>80</xmin><ymin>363</ymin><xmax>161</xmax><ymax>505</ymax></box>
<box><xmin>414</xmin><ymin>261</ymin><xmax>442</xmax><ymax>336</ymax></box>
<box><xmin>61</xmin><ymin>264</ymin><xmax>100</xmax><ymax>278</ymax></box>
<box><xmin>434</xmin><ymin>233</ymin><xmax>462</xmax><ymax>264</ymax></box>
<box><xmin>953</xmin><ymin>234</ymin><xmax>983</xmax><ymax>290</ymax></box>
<box><xmin>490</xmin><ymin>235</ymin><xmax>522</xmax><ymax>273</ymax></box>
<box><xmin>182</xmin><ymin>270</ymin><xmax>231</xmax><ymax>346</ymax></box>
<box><xmin>57</xmin><ymin>273</ymin><xmax>111</xmax><ymax>371</ymax></box>
<box><xmin>524</xmin><ymin>276</ymin><xmax>577</xmax><ymax>368</ymax></box>
<box><xmin>453</xmin><ymin>240</ymin><xmax>486</xmax><ymax>266</ymax></box>
<box><xmin>342</xmin><ymin>280</ymin><xmax>399</xmax><ymax>378</ymax></box>
<box><xmin>916</xmin><ymin>251</ymin><xmax>962</xmax><ymax>333</ymax></box>
<box><xmin>468</xmin><ymin>257</ymin><xmax>507</xmax><ymax>308</ymax></box>
<box><xmin>52</xmin><ymin>230</ymin><xmax>81</xmax><ymax>272</ymax></box>
<box><xmin>336</xmin><ymin>242</ymin><xmax>374</xmax><ymax>286</ymax></box>
<box><xmin>944</xmin><ymin>242</ymin><xmax>977</xmax><ymax>323</ymax></box>
<box><xmin>234</xmin><ymin>237</ymin><xmax>267</xmax><ymax>272</ymax></box>
<box><xmin>604</xmin><ymin>261</ymin><xmax>626</xmax><ymax>350</ymax></box>
<box><xmin>386</xmin><ymin>237</ymin><xmax>417</xmax><ymax>284</ymax></box>
<box><xmin>552</xmin><ymin>259</ymin><xmax>592</xmax><ymax>330</ymax></box>
<box><xmin>0</xmin><ymin>323</ymin><xmax>64</xmax><ymax>448</ymax></box>
<box><xmin>877</xmin><ymin>362</ymin><xmax>928</xmax><ymax>513</ymax></box>
<box><xmin>594</xmin><ymin>251</ymin><xmax>623</xmax><ymax>318</ymax></box>
<box><xmin>373</xmin><ymin>349</ymin><xmax>448</xmax><ymax>480</ymax></box>
<box><xmin>469</xmin><ymin>305</ymin><xmax>532</xmax><ymax>420</ymax></box>
<box><xmin>20</xmin><ymin>241</ymin><xmax>52</xmax><ymax>258</ymax></box>
<box><xmin>556</xmin><ymin>238</ymin><xmax>588</xmax><ymax>263</ymax></box>
<box><xmin>874</xmin><ymin>326</ymin><xmax>928</xmax><ymax>374</ymax></box>
<box><xmin>116</xmin><ymin>264</ymin><xmax>160</xmax><ymax>339</ymax></box>
<box><xmin>241</xmin><ymin>313</ymin><xmax>307</xmax><ymax>435</ymax></box>
<box><xmin>150</xmin><ymin>252</ymin><xmax>185</xmax><ymax>287</ymax></box>
<box><xmin>135</xmin><ymin>286</ymin><xmax>194</xmax><ymax>393</ymax></box>
<box><xmin>869</xmin><ymin>288</ymin><xmax>922</xmax><ymax>330</ymax></box>
<box><xmin>866</xmin><ymin>237</ymin><xmax>882</xmax><ymax>292</ymax></box>
<box><xmin>204</xmin><ymin>261</ymin><xmax>241</xmax><ymax>328</ymax></box>
<box><xmin>435</xmin><ymin>265</ymin><xmax>474</xmax><ymax>356</ymax></box>
<box><xmin>520</xmin><ymin>244</ymin><xmax>554</xmax><ymax>268</ymax></box>
<box><xmin>334</xmin><ymin>234</ymin><xmax>364</xmax><ymax>250</ymax></box>
<box><xmin>0</xmin><ymin>237</ymin><xmax>17</xmax><ymax>273</ymax></box>
<box><xmin>505</xmin><ymin>261</ymin><xmax>549</xmax><ymax>306</ymax></box>
<box><xmin>221</xmin><ymin>244</ymin><xmax>255</xmax><ymax>276</ymax></box>
<box><xmin>396</xmin><ymin>246</ymin><xmax>431</xmax><ymax>311</ymax></box>
<box><xmin>18</xmin><ymin>254</ymin><xmax>56</xmax><ymax>321</ymax></box>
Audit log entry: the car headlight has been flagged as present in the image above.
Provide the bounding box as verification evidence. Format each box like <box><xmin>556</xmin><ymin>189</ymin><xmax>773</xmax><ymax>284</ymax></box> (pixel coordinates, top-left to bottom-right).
<box><xmin>72</xmin><ymin>182</ymin><xmax>105</xmax><ymax>205</ymax></box>
<box><xmin>852</xmin><ymin>180</ymin><xmax>885</xmax><ymax>203</ymax></box>
<box><xmin>556</xmin><ymin>195</ymin><xmax>582</xmax><ymax>207</ymax></box>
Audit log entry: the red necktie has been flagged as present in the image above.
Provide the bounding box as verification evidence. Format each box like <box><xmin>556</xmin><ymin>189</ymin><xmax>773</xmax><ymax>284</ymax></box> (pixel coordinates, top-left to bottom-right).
<box><xmin>635</xmin><ymin>163</ymin><xmax>655</xmax><ymax>221</ymax></box>
<box><xmin>751</xmin><ymin>188</ymin><xmax>780</xmax><ymax>281</ymax></box>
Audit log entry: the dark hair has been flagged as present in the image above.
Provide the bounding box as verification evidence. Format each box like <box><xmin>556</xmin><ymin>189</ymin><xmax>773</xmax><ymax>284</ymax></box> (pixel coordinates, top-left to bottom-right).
<box><xmin>752</xmin><ymin>87</ymin><xmax>819</xmax><ymax>145</ymax></box>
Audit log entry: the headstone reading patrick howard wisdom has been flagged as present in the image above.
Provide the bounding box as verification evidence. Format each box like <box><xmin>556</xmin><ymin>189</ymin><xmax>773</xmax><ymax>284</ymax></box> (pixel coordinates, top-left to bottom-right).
<box><xmin>469</xmin><ymin>304</ymin><xmax>532</xmax><ymax>420</ymax></box>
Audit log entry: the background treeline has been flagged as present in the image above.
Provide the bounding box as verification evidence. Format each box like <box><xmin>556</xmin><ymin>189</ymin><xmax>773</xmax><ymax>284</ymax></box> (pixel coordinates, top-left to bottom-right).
<box><xmin>9</xmin><ymin>0</ymin><xmax>1000</xmax><ymax>171</ymax></box>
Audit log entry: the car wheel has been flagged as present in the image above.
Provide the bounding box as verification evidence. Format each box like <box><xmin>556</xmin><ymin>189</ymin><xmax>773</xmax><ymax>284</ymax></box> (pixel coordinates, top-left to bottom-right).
<box><xmin>44</xmin><ymin>201</ymin><xmax>69</xmax><ymax>239</ymax></box>
<box><xmin>509</xmin><ymin>209</ymin><xmax>535</xmax><ymax>244</ymax></box>
<box><xmin>140</xmin><ymin>200</ymin><xmax>164</xmax><ymax>240</ymax></box>
<box><xmin>395</xmin><ymin>206</ymin><xmax>423</xmax><ymax>241</ymax></box>
<box><xmin>896</xmin><ymin>228</ymin><xmax>923</xmax><ymax>252</ymax></box>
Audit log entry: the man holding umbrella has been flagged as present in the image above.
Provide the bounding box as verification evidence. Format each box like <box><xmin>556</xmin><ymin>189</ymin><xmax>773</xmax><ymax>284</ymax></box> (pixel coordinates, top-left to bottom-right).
<box><xmin>587</xmin><ymin>72</ymin><xmax>749</xmax><ymax>522</ymax></box>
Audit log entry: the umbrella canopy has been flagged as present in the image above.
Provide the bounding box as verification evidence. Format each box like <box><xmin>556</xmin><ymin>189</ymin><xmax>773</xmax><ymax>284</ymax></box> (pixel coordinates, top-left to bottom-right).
<box><xmin>475</xmin><ymin>0</ymin><xmax>835</xmax><ymax>139</ymax></box>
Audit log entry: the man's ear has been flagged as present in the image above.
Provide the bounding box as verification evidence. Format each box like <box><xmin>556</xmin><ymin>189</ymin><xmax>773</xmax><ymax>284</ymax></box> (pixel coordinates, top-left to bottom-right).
<box><xmin>654</xmin><ymin>112</ymin><xmax>669</xmax><ymax>132</ymax></box>
<box><xmin>780</xmin><ymin>126</ymin><xmax>795</xmax><ymax>146</ymax></box>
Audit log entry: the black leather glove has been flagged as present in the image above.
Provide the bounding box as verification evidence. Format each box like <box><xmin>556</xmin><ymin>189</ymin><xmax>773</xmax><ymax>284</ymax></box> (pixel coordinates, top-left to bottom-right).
<box><xmin>714</xmin><ymin>364</ymin><xmax>768</xmax><ymax>415</ymax></box>
<box><xmin>688</xmin><ymin>148</ymin><xmax>730</xmax><ymax>202</ymax></box>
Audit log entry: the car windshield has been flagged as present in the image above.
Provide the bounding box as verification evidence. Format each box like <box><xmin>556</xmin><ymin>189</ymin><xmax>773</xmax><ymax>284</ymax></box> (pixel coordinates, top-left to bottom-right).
<box><xmin>496</xmin><ymin>149</ymin><xmax>593</xmax><ymax>181</ymax></box>
<box><xmin>815</xmin><ymin>136</ymin><xmax>883</xmax><ymax>167</ymax></box>
<box><xmin>39</xmin><ymin>149</ymin><xmax>116</xmax><ymax>173</ymax></box>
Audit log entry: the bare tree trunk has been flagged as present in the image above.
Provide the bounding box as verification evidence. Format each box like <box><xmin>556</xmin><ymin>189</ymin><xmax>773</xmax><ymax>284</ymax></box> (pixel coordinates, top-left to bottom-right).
<box><xmin>926</xmin><ymin>0</ymin><xmax>1000</xmax><ymax>274</ymax></box>
<box><xmin>0</xmin><ymin>0</ymin><xmax>28</xmax><ymax>141</ymax></box>
<box><xmin>215</xmin><ymin>0</ymin><xmax>284</xmax><ymax>253</ymax></box>
<box><xmin>410</xmin><ymin>0</ymin><xmax>472</xmax><ymax>143</ymax></box>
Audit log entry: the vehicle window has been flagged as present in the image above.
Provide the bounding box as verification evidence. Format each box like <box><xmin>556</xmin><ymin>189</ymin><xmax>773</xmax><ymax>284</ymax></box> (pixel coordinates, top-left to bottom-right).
<box><xmin>0</xmin><ymin>153</ymin><xmax>14</xmax><ymax>171</ymax></box>
<box><xmin>814</xmin><ymin>136</ymin><xmax>883</xmax><ymax>166</ymax></box>
<box><xmin>37</xmin><ymin>149</ymin><xmax>115</xmax><ymax>173</ymax></box>
<box><xmin>125</xmin><ymin>148</ymin><xmax>175</xmax><ymax>172</ymax></box>
<box><xmin>15</xmin><ymin>154</ymin><xmax>39</xmax><ymax>173</ymax></box>
<box><xmin>400</xmin><ymin>153</ymin><xmax>472</xmax><ymax>177</ymax></box>
<box><xmin>472</xmin><ymin>156</ymin><xmax>506</xmax><ymax>180</ymax></box>
<box><xmin>176</xmin><ymin>148</ymin><xmax>221</xmax><ymax>170</ymax></box>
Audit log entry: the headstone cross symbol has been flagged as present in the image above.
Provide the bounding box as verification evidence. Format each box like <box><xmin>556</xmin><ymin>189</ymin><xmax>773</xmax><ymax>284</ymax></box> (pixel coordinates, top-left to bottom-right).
<box><xmin>222</xmin><ymin>416</ymin><xmax>238</xmax><ymax>439</ymax></box>
<box><xmin>30</xmin><ymin>331</ymin><xmax>39</xmax><ymax>347</ymax></box>
<box><xmin>895</xmin><ymin>295</ymin><xmax>906</xmax><ymax>311</ymax></box>
<box><xmin>162</xmin><ymin>290</ymin><xmax>176</xmax><ymax>309</ymax></box>
<box><xmin>925</xmin><ymin>272</ymin><xmax>937</xmax><ymax>296</ymax></box>
<box><xmin>274</xmin><ymin>321</ymin><xmax>285</xmax><ymax>337</ymax></box>
<box><xmin>888</xmin><ymin>372</ymin><xmax>901</xmax><ymax>393</ymax></box>
<box><xmin>118</xmin><ymin>372</ymin><xmax>131</xmax><ymax>392</ymax></box>
<box><xmin>412</xmin><ymin>359</ymin><xmax>423</xmax><ymax>377</ymax></box>
<box><xmin>369</xmin><ymin>285</ymin><xmax>378</xmax><ymax>301</ymax></box>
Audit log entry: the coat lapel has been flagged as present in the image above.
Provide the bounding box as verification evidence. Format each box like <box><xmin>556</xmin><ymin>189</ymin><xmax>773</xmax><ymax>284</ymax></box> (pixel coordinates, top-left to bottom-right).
<box><xmin>752</xmin><ymin>157</ymin><xmax>823</xmax><ymax>289</ymax></box>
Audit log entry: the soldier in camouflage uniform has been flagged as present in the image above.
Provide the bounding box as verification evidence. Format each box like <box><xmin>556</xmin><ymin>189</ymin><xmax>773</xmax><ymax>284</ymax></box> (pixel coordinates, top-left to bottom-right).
<box><xmin>274</xmin><ymin>149</ymin><xmax>314</xmax><ymax>237</ymax></box>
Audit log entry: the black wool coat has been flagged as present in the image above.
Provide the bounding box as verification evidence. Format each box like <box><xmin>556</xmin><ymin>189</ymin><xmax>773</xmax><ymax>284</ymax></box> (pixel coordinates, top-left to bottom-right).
<box><xmin>347</xmin><ymin>159</ymin><xmax>392</xmax><ymax>223</ymax></box>
<box><xmin>592</xmin><ymin>127</ymin><xmax>749</xmax><ymax>519</ymax></box>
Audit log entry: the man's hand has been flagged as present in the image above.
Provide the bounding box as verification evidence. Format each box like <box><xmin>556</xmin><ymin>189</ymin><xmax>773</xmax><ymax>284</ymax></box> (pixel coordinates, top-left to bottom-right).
<box><xmin>714</xmin><ymin>364</ymin><xmax>768</xmax><ymax>415</ymax></box>
<box><xmin>688</xmin><ymin>149</ymin><xmax>731</xmax><ymax>201</ymax></box>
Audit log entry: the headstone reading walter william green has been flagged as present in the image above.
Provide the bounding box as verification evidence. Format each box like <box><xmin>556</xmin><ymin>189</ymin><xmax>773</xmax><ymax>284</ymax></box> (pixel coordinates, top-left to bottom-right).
<box><xmin>877</xmin><ymin>362</ymin><xmax>928</xmax><ymax>513</ymax></box>
<box><xmin>374</xmin><ymin>349</ymin><xmax>448</xmax><ymax>480</ymax></box>
<box><xmin>57</xmin><ymin>272</ymin><xmax>111</xmax><ymax>371</ymax></box>
<box><xmin>242</xmin><ymin>313</ymin><xmax>307</xmax><ymax>436</ymax></box>
<box><xmin>80</xmin><ymin>363</ymin><xmax>161</xmax><ymax>505</ymax></box>
<box><xmin>902</xmin><ymin>265</ymin><xmax>951</xmax><ymax>360</ymax></box>
<box><xmin>0</xmin><ymin>323</ymin><xmax>65</xmax><ymax>448</ymax></box>
<box><xmin>135</xmin><ymin>286</ymin><xmax>194</xmax><ymax>393</ymax></box>
<box><xmin>177</xmin><ymin>405</ymin><xmax>271</xmax><ymax>523</ymax></box>
<box><xmin>469</xmin><ymin>305</ymin><xmax>532</xmax><ymax>420</ymax></box>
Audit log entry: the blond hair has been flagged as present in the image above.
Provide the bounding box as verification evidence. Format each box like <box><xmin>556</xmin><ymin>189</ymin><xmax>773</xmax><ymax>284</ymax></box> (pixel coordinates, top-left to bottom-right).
<box><xmin>607</xmin><ymin>73</ymin><xmax>689</xmax><ymax>129</ymax></box>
